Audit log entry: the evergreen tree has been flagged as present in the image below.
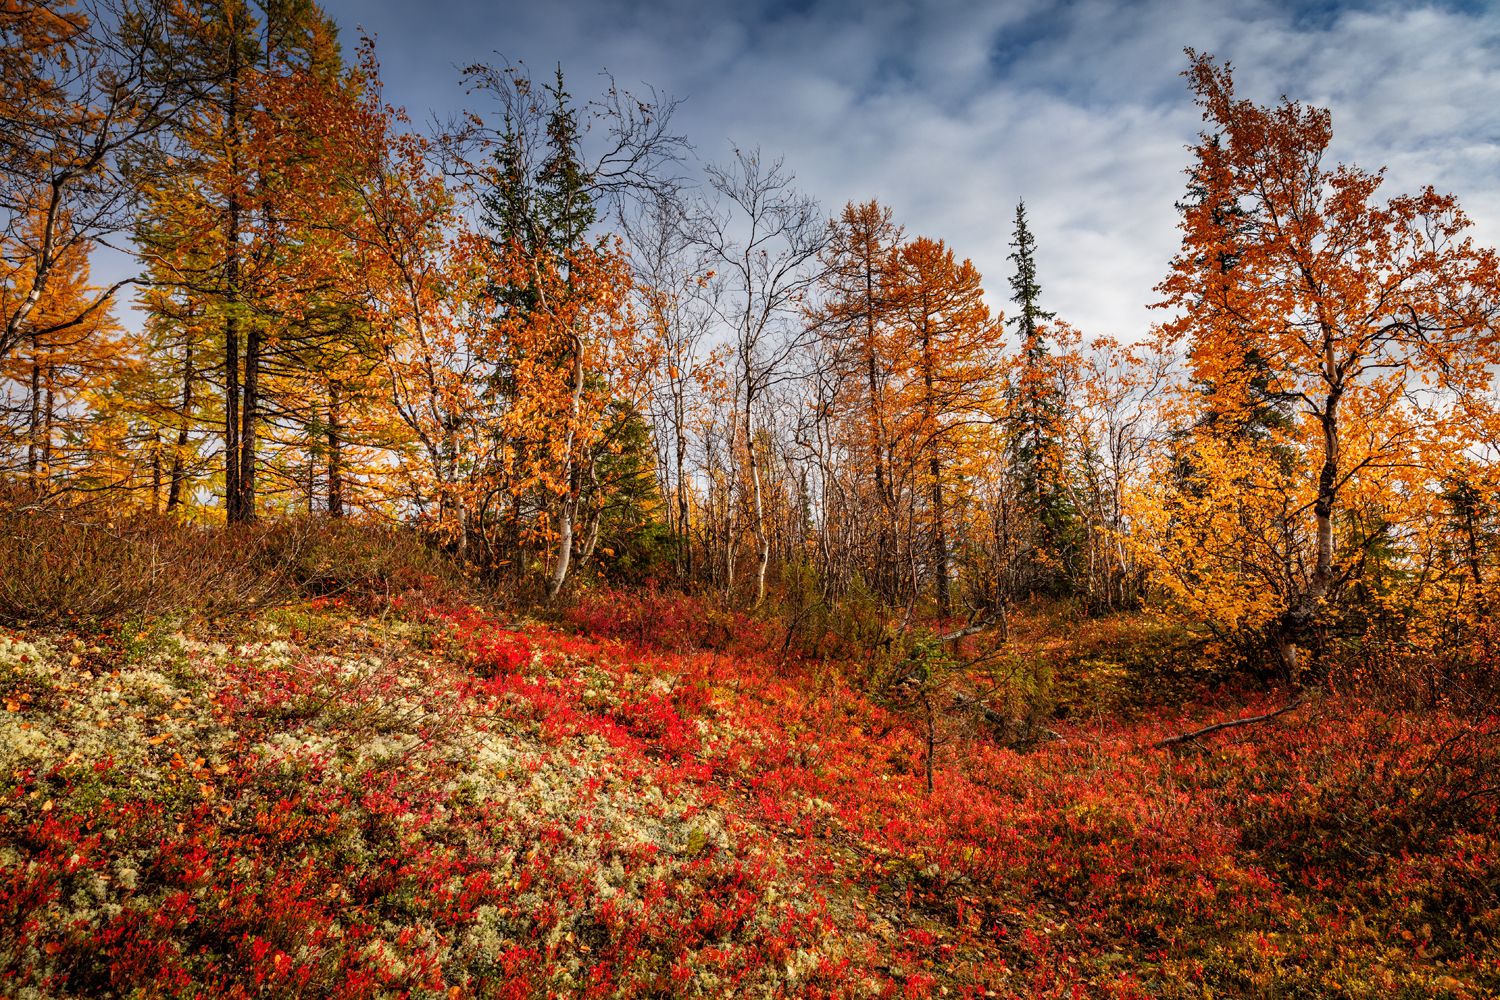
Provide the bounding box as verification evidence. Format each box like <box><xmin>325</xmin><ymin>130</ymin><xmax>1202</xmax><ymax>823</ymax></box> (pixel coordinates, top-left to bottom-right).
<box><xmin>1004</xmin><ymin>200</ymin><xmax>1077</xmax><ymax>596</ymax></box>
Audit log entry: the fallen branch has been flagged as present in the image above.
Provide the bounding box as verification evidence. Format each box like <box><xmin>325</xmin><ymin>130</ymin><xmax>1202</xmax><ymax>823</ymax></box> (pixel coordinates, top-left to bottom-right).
<box><xmin>1152</xmin><ymin>698</ymin><xmax>1305</xmax><ymax>749</ymax></box>
<box><xmin>936</xmin><ymin>617</ymin><xmax>996</xmax><ymax>644</ymax></box>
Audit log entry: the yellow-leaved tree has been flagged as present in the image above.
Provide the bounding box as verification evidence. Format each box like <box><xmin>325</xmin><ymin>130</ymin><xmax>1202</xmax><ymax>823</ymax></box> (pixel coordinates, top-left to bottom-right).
<box><xmin>1143</xmin><ymin>52</ymin><xmax>1500</xmax><ymax>677</ymax></box>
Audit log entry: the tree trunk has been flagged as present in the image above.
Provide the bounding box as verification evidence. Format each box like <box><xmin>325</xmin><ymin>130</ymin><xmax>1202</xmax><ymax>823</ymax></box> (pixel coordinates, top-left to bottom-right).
<box><xmin>223</xmin><ymin>39</ymin><xmax>244</xmax><ymax>523</ymax></box>
<box><xmin>167</xmin><ymin>340</ymin><xmax>192</xmax><ymax>511</ymax></box>
<box><xmin>548</xmin><ymin>495</ymin><xmax>576</xmax><ymax>598</ymax></box>
<box><xmin>674</xmin><ymin>386</ymin><xmax>690</xmax><ymax>578</ymax></box>
<box><xmin>327</xmin><ymin>383</ymin><xmax>343</xmax><ymax>518</ymax></box>
<box><xmin>931</xmin><ymin>454</ymin><xmax>950</xmax><ymax>617</ymax></box>
<box><xmin>919</xmin><ymin>316</ymin><xmax>950</xmax><ymax>616</ymax></box>
<box><xmin>25</xmin><ymin>335</ymin><xmax>41</xmax><ymax>486</ymax></box>
<box><xmin>238</xmin><ymin>317</ymin><xmax>259</xmax><ymax>520</ymax></box>
<box><xmin>151</xmin><ymin>436</ymin><xmax>162</xmax><ymax>512</ymax></box>
<box><xmin>747</xmin><ymin>408</ymin><xmax>770</xmax><ymax>607</ymax></box>
<box><xmin>1279</xmin><ymin>391</ymin><xmax>1341</xmax><ymax>680</ymax></box>
<box><xmin>547</xmin><ymin>334</ymin><xmax>586</xmax><ymax>600</ymax></box>
<box><xmin>41</xmin><ymin>371</ymin><xmax>54</xmax><ymax>480</ymax></box>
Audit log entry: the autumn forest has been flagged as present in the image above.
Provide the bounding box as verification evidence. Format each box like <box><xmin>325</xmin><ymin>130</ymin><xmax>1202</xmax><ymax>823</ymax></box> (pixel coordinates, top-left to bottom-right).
<box><xmin>2</xmin><ymin>1</ymin><xmax>1498</xmax><ymax>997</ymax></box>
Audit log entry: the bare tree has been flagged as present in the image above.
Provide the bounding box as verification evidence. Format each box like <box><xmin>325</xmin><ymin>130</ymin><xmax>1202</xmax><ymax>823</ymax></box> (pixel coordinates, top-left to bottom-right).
<box><xmin>685</xmin><ymin>147</ymin><xmax>827</xmax><ymax>606</ymax></box>
<box><xmin>622</xmin><ymin>190</ymin><xmax>720</xmax><ymax>579</ymax></box>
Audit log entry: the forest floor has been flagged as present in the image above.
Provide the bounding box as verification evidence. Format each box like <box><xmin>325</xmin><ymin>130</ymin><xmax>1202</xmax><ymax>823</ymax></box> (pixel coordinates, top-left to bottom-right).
<box><xmin>2</xmin><ymin>584</ymin><xmax>1497</xmax><ymax>998</ymax></box>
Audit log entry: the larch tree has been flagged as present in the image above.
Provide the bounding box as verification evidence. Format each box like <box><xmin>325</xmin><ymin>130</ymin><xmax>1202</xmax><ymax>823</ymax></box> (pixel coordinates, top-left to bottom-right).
<box><xmin>889</xmin><ymin>236</ymin><xmax>1004</xmax><ymax>617</ymax></box>
<box><xmin>811</xmin><ymin>199</ymin><xmax>906</xmax><ymax>601</ymax></box>
<box><xmin>0</xmin><ymin>210</ymin><xmax>126</xmax><ymax>495</ymax></box>
<box><xmin>133</xmin><ymin>0</ymin><xmax>341</xmax><ymax>522</ymax></box>
<box><xmin>1</xmin><ymin>0</ymin><xmax>178</xmax><ymax>366</ymax></box>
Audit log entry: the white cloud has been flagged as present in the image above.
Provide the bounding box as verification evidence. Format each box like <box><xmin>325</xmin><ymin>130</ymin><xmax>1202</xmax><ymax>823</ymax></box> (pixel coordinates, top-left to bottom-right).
<box><xmin>285</xmin><ymin>0</ymin><xmax>1500</xmax><ymax>340</ymax></box>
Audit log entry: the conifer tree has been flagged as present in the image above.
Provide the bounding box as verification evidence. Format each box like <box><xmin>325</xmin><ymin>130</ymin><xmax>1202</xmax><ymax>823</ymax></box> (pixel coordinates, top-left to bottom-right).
<box><xmin>1004</xmin><ymin>200</ymin><xmax>1077</xmax><ymax>596</ymax></box>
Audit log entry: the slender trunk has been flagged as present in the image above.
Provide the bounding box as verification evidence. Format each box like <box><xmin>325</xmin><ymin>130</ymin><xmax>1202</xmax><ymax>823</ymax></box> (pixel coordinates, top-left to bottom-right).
<box><xmin>239</xmin><ymin>320</ymin><xmax>259</xmax><ymax>520</ymax></box>
<box><xmin>673</xmin><ymin>385</ymin><xmax>690</xmax><ymax>578</ymax></box>
<box><xmin>167</xmin><ymin>340</ymin><xmax>192</xmax><ymax>511</ymax></box>
<box><xmin>547</xmin><ymin>334</ymin><xmax>586</xmax><ymax>600</ymax></box>
<box><xmin>223</xmin><ymin>38</ymin><xmax>244</xmax><ymax>522</ymax></box>
<box><xmin>41</xmin><ymin>371</ymin><xmax>54</xmax><ymax>479</ymax></box>
<box><xmin>1281</xmin><ymin>383</ymin><xmax>1341</xmax><ymax>679</ymax></box>
<box><xmin>548</xmin><ymin>498</ymin><xmax>574</xmax><ymax>594</ymax></box>
<box><xmin>577</xmin><ymin>453</ymin><xmax>602</xmax><ymax>566</ymax></box>
<box><xmin>747</xmin><ymin>402</ymin><xmax>769</xmax><ymax>607</ymax></box>
<box><xmin>151</xmin><ymin>436</ymin><xmax>162</xmax><ymax>512</ymax></box>
<box><xmin>919</xmin><ymin>314</ymin><xmax>950</xmax><ymax>616</ymax></box>
<box><xmin>865</xmin><ymin>275</ymin><xmax>890</xmax><ymax>507</ymax></box>
<box><xmin>225</xmin><ymin>303</ymin><xmax>240</xmax><ymax>519</ymax></box>
<box><xmin>25</xmin><ymin>335</ymin><xmax>41</xmax><ymax>485</ymax></box>
<box><xmin>931</xmin><ymin>455</ymin><xmax>950</xmax><ymax>616</ymax></box>
<box><xmin>327</xmin><ymin>383</ymin><xmax>343</xmax><ymax>518</ymax></box>
<box><xmin>1311</xmin><ymin>407</ymin><xmax>1339</xmax><ymax>598</ymax></box>
<box><xmin>723</xmin><ymin>419</ymin><xmax>738</xmax><ymax>594</ymax></box>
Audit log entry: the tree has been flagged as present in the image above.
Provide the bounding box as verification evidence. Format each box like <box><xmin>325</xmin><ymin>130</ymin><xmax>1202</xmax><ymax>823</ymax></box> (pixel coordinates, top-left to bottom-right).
<box><xmin>624</xmin><ymin>190</ymin><xmax>721</xmax><ymax>580</ymax></box>
<box><xmin>685</xmin><ymin>147</ymin><xmax>827</xmax><ymax>606</ymax></box>
<box><xmin>464</xmin><ymin>62</ymin><xmax>684</xmax><ymax>595</ymax></box>
<box><xmin>1153</xmin><ymin>52</ymin><xmax>1500</xmax><ymax>677</ymax></box>
<box><xmin>1</xmin><ymin>1</ymin><xmax>180</xmax><ymax>366</ymax></box>
<box><xmin>0</xmin><ymin>210</ymin><xmax>127</xmax><ymax>496</ymax></box>
<box><xmin>888</xmin><ymin>236</ymin><xmax>1004</xmax><ymax>616</ymax></box>
<box><xmin>321</xmin><ymin>44</ymin><xmax>484</xmax><ymax>542</ymax></box>
<box><xmin>132</xmin><ymin>0</ymin><xmax>343</xmax><ymax>522</ymax></box>
<box><xmin>810</xmin><ymin>200</ymin><xmax>907</xmax><ymax>601</ymax></box>
<box><xmin>1004</xmin><ymin>201</ymin><xmax>1078</xmax><ymax>597</ymax></box>
<box><xmin>486</xmin><ymin>237</ymin><xmax>645</xmax><ymax>598</ymax></box>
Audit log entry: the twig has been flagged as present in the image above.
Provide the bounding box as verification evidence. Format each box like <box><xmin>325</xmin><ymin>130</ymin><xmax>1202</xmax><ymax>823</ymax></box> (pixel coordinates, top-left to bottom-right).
<box><xmin>1152</xmin><ymin>698</ymin><xmax>1305</xmax><ymax>749</ymax></box>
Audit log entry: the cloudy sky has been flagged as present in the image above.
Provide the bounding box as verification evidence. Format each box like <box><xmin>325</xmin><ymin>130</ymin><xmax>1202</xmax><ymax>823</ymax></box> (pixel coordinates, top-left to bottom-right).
<box><xmin>318</xmin><ymin>0</ymin><xmax>1500</xmax><ymax>340</ymax></box>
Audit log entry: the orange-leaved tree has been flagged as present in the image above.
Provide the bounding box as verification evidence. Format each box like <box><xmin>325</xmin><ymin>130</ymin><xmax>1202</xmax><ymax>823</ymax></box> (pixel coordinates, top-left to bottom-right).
<box><xmin>1150</xmin><ymin>52</ymin><xmax>1500</xmax><ymax>677</ymax></box>
<box><xmin>810</xmin><ymin>199</ymin><xmax>907</xmax><ymax>601</ymax></box>
<box><xmin>888</xmin><ymin>236</ymin><xmax>1005</xmax><ymax>617</ymax></box>
<box><xmin>485</xmin><ymin>237</ymin><xmax>647</xmax><ymax>598</ymax></box>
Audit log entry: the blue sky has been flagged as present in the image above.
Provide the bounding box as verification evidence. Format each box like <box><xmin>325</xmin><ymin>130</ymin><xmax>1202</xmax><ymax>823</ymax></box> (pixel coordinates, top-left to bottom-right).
<box><xmin>317</xmin><ymin>0</ymin><xmax>1500</xmax><ymax>339</ymax></box>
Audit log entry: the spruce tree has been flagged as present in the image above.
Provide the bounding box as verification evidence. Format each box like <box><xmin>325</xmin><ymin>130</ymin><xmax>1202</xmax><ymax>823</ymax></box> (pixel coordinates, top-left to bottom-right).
<box><xmin>1005</xmin><ymin>200</ymin><xmax>1077</xmax><ymax>596</ymax></box>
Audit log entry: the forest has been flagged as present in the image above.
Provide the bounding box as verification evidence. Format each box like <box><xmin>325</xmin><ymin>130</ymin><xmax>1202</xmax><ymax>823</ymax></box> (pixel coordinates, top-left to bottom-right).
<box><xmin>2</xmin><ymin>1</ymin><xmax>1498</xmax><ymax>997</ymax></box>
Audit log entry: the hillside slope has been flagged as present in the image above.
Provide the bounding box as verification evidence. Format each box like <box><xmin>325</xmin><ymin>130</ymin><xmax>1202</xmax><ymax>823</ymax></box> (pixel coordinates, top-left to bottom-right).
<box><xmin>2</xmin><ymin>592</ymin><xmax>1496</xmax><ymax>998</ymax></box>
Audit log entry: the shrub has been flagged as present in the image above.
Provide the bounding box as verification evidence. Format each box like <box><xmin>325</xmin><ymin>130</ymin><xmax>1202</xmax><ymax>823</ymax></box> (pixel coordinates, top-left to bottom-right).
<box><xmin>564</xmin><ymin>585</ymin><xmax>764</xmax><ymax>655</ymax></box>
<box><xmin>0</xmin><ymin>511</ymin><xmax>465</xmax><ymax>628</ymax></box>
<box><xmin>0</xmin><ymin>511</ymin><xmax>278</xmax><ymax>626</ymax></box>
<box><xmin>252</xmin><ymin>518</ymin><xmax>465</xmax><ymax>603</ymax></box>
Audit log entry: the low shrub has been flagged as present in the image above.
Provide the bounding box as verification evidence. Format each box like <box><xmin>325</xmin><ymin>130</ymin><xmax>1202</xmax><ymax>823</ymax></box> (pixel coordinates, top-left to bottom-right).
<box><xmin>251</xmin><ymin>517</ymin><xmax>466</xmax><ymax>603</ymax></box>
<box><xmin>0</xmin><ymin>512</ymin><xmax>279</xmax><ymax>626</ymax></box>
<box><xmin>0</xmin><ymin>511</ymin><xmax>465</xmax><ymax>628</ymax></box>
<box><xmin>564</xmin><ymin>585</ymin><xmax>766</xmax><ymax>655</ymax></box>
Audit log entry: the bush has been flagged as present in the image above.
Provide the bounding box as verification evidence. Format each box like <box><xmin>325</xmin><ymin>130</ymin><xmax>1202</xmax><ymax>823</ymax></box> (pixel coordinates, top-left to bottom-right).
<box><xmin>255</xmin><ymin>518</ymin><xmax>465</xmax><ymax>603</ymax></box>
<box><xmin>0</xmin><ymin>512</ymin><xmax>276</xmax><ymax>626</ymax></box>
<box><xmin>0</xmin><ymin>510</ymin><xmax>465</xmax><ymax>628</ymax></box>
<box><xmin>564</xmin><ymin>584</ymin><xmax>765</xmax><ymax>655</ymax></box>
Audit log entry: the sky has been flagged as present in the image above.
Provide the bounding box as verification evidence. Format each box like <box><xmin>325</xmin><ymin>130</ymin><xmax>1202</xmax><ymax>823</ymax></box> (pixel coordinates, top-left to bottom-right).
<box><xmin>319</xmin><ymin>0</ymin><xmax>1500</xmax><ymax>340</ymax></box>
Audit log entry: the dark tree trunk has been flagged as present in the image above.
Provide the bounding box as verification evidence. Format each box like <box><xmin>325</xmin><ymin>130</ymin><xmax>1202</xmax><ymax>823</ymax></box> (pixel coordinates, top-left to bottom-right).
<box><xmin>238</xmin><ymin>320</ymin><xmax>259</xmax><ymax>520</ymax></box>
<box><xmin>167</xmin><ymin>341</ymin><xmax>192</xmax><ymax>511</ymax></box>
<box><xmin>327</xmin><ymin>383</ymin><xmax>343</xmax><ymax>518</ymax></box>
